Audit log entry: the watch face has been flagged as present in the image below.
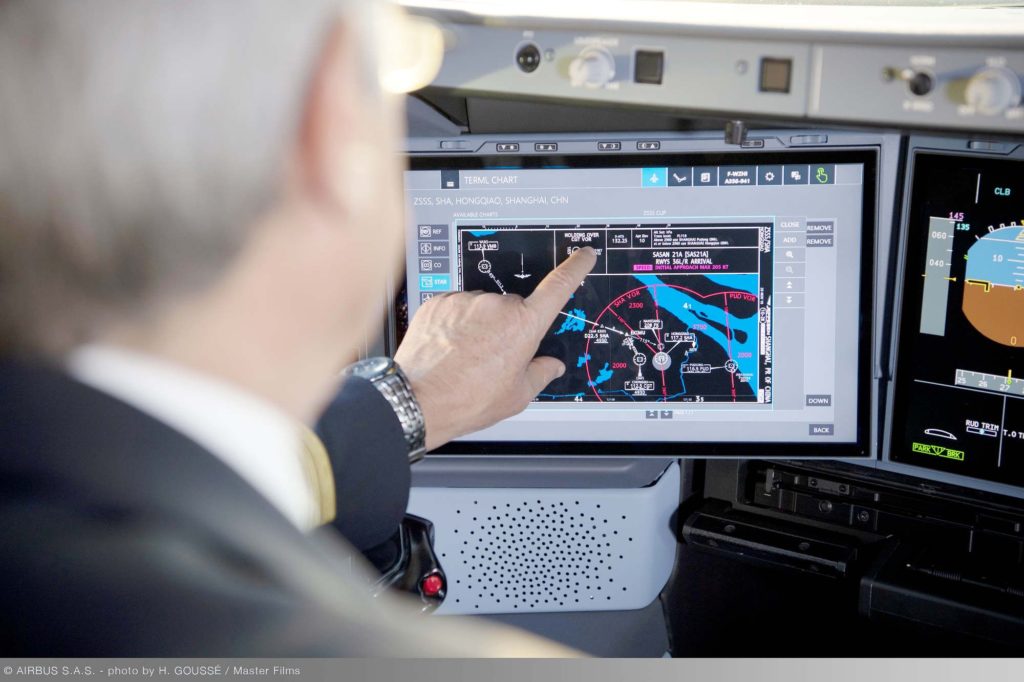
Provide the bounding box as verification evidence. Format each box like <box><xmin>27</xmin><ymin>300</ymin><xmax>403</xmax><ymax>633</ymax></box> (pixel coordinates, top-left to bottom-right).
<box><xmin>348</xmin><ymin>356</ymin><xmax>392</xmax><ymax>379</ymax></box>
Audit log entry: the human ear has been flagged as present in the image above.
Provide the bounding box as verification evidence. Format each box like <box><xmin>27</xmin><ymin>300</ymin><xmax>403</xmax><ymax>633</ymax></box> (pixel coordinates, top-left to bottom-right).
<box><xmin>292</xmin><ymin>19</ymin><xmax>373</xmax><ymax>220</ymax></box>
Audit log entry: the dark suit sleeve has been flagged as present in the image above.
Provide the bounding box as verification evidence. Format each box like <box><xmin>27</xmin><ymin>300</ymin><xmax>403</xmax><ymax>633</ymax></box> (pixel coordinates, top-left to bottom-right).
<box><xmin>315</xmin><ymin>377</ymin><xmax>411</xmax><ymax>551</ymax></box>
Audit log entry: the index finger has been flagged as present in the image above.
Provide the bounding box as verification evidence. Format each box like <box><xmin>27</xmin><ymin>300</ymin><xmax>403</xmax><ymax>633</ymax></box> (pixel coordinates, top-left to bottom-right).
<box><xmin>525</xmin><ymin>246</ymin><xmax>598</xmax><ymax>325</ymax></box>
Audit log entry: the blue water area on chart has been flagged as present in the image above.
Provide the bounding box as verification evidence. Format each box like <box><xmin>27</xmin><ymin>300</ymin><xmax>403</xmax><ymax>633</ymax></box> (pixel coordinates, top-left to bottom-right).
<box><xmin>555</xmin><ymin>308</ymin><xmax>587</xmax><ymax>335</ymax></box>
<box><xmin>632</xmin><ymin>274</ymin><xmax>758</xmax><ymax>391</ymax></box>
<box><xmin>587</xmin><ymin>362</ymin><xmax>614</xmax><ymax>387</ymax></box>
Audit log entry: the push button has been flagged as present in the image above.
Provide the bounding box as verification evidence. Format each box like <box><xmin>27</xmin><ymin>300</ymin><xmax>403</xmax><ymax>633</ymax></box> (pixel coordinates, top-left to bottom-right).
<box><xmin>759</xmin><ymin>57</ymin><xmax>792</xmax><ymax>93</ymax></box>
<box><xmin>634</xmin><ymin>50</ymin><xmax>664</xmax><ymax>85</ymax></box>
<box><xmin>421</xmin><ymin>574</ymin><xmax>444</xmax><ymax>597</ymax></box>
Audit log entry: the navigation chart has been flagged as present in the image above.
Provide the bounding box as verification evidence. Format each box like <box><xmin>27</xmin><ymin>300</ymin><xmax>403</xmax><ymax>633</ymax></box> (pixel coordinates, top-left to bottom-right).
<box><xmin>458</xmin><ymin>222</ymin><xmax>774</xmax><ymax>403</ymax></box>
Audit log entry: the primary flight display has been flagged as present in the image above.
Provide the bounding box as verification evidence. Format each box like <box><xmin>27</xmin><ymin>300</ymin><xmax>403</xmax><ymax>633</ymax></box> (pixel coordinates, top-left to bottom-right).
<box><xmin>891</xmin><ymin>152</ymin><xmax>1024</xmax><ymax>484</ymax></box>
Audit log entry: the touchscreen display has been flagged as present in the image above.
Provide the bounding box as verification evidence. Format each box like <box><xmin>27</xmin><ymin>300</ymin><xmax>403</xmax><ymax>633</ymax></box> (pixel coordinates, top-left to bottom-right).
<box><xmin>401</xmin><ymin>151</ymin><xmax>874</xmax><ymax>456</ymax></box>
<box><xmin>891</xmin><ymin>153</ymin><xmax>1024</xmax><ymax>483</ymax></box>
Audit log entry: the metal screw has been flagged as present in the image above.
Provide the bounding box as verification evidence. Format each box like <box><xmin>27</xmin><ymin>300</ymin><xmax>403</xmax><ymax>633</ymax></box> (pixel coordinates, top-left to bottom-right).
<box><xmin>818</xmin><ymin>500</ymin><xmax>833</xmax><ymax>513</ymax></box>
<box><xmin>724</xmin><ymin>524</ymin><xmax>736</xmax><ymax>534</ymax></box>
<box><xmin>857</xmin><ymin>510</ymin><xmax>871</xmax><ymax>523</ymax></box>
<box><xmin>798</xmin><ymin>541</ymin><xmax>811</xmax><ymax>551</ymax></box>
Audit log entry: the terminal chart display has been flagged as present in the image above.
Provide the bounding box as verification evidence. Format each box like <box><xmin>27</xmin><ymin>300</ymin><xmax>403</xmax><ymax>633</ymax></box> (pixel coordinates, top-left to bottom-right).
<box><xmin>402</xmin><ymin>150</ymin><xmax>873</xmax><ymax>456</ymax></box>
<box><xmin>891</xmin><ymin>153</ymin><xmax>1024</xmax><ymax>484</ymax></box>
<box><xmin>459</xmin><ymin>222</ymin><xmax>771</xmax><ymax>404</ymax></box>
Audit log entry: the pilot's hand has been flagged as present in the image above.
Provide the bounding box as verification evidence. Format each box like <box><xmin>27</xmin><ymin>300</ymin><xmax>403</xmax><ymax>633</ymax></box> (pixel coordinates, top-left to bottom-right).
<box><xmin>395</xmin><ymin>247</ymin><xmax>598</xmax><ymax>451</ymax></box>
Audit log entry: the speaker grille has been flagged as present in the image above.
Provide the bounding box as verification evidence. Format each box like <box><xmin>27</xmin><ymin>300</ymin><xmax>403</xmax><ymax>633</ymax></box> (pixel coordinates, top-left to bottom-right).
<box><xmin>408</xmin><ymin>463</ymin><xmax>679</xmax><ymax>614</ymax></box>
<box><xmin>445</xmin><ymin>499</ymin><xmax>631</xmax><ymax>610</ymax></box>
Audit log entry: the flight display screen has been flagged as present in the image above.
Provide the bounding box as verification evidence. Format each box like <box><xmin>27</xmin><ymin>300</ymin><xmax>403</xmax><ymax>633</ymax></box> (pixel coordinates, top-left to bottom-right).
<box><xmin>891</xmin><ymin>153</ymin><xmax>1024</xmax><ymax>483</ymax></box>
<box><xmin>400</xmin><ymin>150</ymin><xmax>874</xmax><ymax>456</ymax></box>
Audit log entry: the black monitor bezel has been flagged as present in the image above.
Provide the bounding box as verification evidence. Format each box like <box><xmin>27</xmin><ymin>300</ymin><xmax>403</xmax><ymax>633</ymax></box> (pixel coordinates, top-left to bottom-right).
<box><xmin>400</xmin><ymin>148</ymin><xmax>877</xmax><ymax>457</ymax></box>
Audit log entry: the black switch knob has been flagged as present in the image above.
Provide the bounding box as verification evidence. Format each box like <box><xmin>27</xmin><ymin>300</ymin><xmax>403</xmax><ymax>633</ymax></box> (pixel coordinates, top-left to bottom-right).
<box><xmin>516</xmin><ymin>43</ymin><xmax>541</xmax><ymax>74</ymax></box>
<box><xmin>908</xmin><ymin>71</ymin><xmax>934</xmax><ymax>96</ymax></box>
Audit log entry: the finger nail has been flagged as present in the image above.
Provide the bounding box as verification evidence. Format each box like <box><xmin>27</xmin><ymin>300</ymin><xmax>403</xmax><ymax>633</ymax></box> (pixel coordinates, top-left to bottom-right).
<box><xmin>556</xmin><ymin>363</ymin><xmax>566</xmax><ymax>378</ymax></box>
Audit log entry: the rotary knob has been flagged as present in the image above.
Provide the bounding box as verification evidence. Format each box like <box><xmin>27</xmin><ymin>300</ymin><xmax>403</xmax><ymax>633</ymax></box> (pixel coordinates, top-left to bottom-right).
<box><xmin>569</xmin><ymin>47</ymin><xmax>616</xmax><ymax>88</ymax></box>
<box><xmin>964</xmin><ymin>67</ymin><xmax>1022</xmax><ymax>116</ymax></box>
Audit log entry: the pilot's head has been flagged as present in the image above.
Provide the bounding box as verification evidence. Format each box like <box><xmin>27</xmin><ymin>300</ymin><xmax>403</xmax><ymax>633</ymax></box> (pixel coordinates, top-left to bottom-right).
<box><xmin>0</xmin><ymin>0</ymin><xmax>412</xmax><ymax>419</ymax></box>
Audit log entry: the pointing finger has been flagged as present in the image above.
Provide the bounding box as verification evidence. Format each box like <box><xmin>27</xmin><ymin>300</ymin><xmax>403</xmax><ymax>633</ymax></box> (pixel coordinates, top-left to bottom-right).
<box><xmin>525</xmin><ymin>247</ymin><xmax>598</xmax><ymax>331</ymax></box>
<box><xmin>523</xmin><ymin>356</ymin><xmax>566</xmax><ymax>397</ymax></box>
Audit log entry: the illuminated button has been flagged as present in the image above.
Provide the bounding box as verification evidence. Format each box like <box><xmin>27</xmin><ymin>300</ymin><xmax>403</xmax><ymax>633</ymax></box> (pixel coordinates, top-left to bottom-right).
<box><xmin>419</xmin><ymin>274</ymin><xmax>451</xmax><ymax>291</ymax></box>
<box><xmin>421</xmin><ymin>574</ymin><xmax>444</xmax><ymax>597</ymax></box>
<box><xmin>641</xmin><ymin>168</ymin><xmax>667</xmax><ymax>187</ymax></box>
<box><xmin>810</xmin><ymin>164</ymin><xmax>835</xmax><ymax>185</ymax></box>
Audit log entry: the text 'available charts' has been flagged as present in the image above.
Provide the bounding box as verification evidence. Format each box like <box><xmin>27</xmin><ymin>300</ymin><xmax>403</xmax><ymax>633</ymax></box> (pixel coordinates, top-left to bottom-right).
<box><xmin>458</xmin><ymin>222</ymin><xmax>774</xmax><ymax>403</ymax></box>
<box><xmin>963</xmin><ymin>226</ymin><xmax>1024</xmax><ymax>348</ymax></box>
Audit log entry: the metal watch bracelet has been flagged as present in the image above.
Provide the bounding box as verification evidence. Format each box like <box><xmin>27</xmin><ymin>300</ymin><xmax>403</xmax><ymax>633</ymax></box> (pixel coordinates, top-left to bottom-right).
<box><xmin>372</xmin><ymin>363</ymin><xmax>427</xmax><ymax>464</ymax></box>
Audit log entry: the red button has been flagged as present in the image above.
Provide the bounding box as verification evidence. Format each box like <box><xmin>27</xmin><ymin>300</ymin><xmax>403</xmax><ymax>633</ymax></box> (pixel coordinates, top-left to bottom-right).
<box><xmin>421</xmin><ymin>574</ymin><xmax>444</xmax><ymax>597</ymax></box>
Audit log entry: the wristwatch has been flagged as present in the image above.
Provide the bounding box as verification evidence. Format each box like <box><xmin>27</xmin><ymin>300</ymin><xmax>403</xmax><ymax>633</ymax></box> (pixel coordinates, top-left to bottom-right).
<box><xmin>343</xmin><ymin>357</ymin><xmax>427</xmax><ymax>464</ymax></box>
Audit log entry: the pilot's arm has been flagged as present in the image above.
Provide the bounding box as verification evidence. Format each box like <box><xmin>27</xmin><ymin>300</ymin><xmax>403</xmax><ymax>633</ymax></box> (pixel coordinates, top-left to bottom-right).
<box><xmin>315</xmin><ymin>248</ymin><xmax>598</xmax><ymax>551</ymax></box>
<box><xmin>316</xmin><ymin>376</ymin><xmax>411</xmax><ymax>551</ymax></box>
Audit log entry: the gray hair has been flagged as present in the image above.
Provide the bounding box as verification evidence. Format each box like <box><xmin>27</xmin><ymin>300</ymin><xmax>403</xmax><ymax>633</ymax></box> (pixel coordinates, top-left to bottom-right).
<box><xmin>0</xmin><ymin>0</ymin><xmax>371</xmax><ymax>357</ymax></box>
